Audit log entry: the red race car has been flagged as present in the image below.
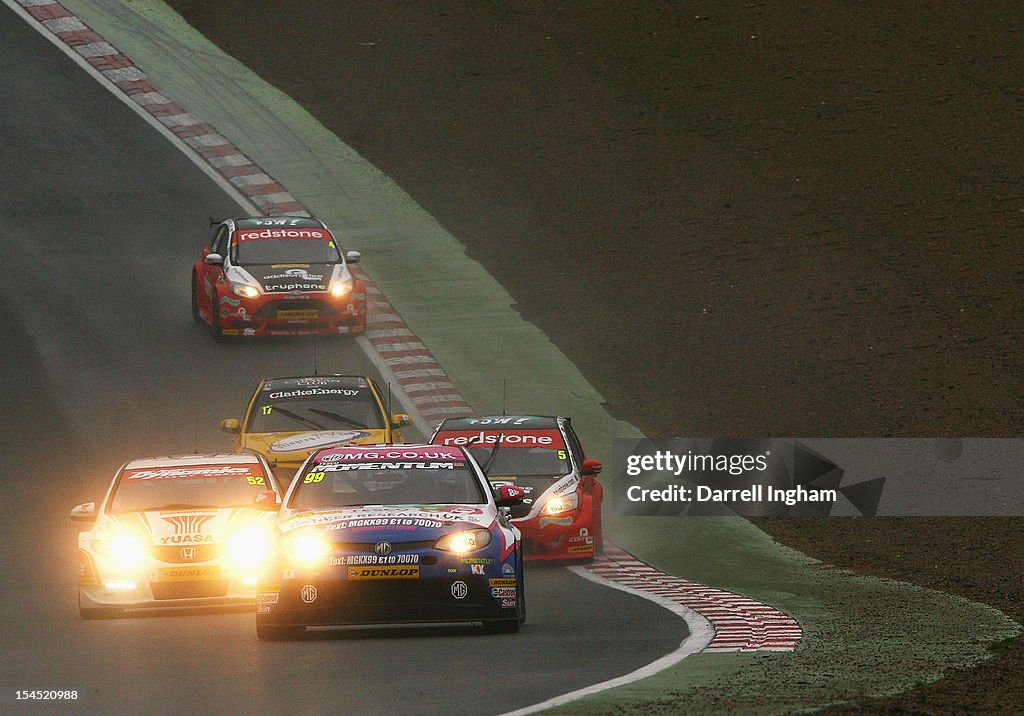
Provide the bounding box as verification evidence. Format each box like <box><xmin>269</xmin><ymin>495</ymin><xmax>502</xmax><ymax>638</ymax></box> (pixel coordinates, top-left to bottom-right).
<box><xmin>430</xmin><ymin>415</ymin><xmax>604</xmax><ymax>561</ymax></box>
<box><xmin>192</xmin><ymin>216</ymin><xmax>366</xmax><ymax>337</ymax></box>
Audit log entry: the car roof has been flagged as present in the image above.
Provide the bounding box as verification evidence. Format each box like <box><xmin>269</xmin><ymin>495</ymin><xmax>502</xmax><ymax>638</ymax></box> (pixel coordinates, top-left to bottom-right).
<box><xmin>437</xmin><ymin>415</ymin><xmax>562</xmax><ymax>431</ymax></box>
<box><xmin>261</xmin><ymin>375</ymin><xmax>372</xmax><ymax>390</ymax></box>
<box><xmin>233</xmin><ymin>216</ymin><xmax>326</xmax><ymax>230</ymax></box>
<box><xmin>123</xmin><ymin>453</ymin><xmax>263</xmax><ymax>470</ymax></box>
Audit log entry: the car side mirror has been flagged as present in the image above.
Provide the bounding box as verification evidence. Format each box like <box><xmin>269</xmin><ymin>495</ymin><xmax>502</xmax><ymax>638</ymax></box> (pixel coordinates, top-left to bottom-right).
<box><xmin>495</xmin><ymin>485</ymin><xmax>526</xmax><ymax>508</ymax></box>
<box><xmin>391</xmin><ymin>413</ymin><xmax>411</xmax><ymax>428</ymax></box>
<box><xmin>204</xmin><ymin>253</ymin><xmax>224</xmax><ymax>266</ymax></box>
<box><xmin>70</xmin><ymin>502</ymin><xmax>97</xmax><ymax>522</ymax></box>
<box><xmin>581</xmin><ymin>458</ymin><xmax>603</xmax><ymax>476</ymax></box>
<box><xmin>345</xmin><ymin>250</ymin><xmax>361</xmax><ymax>264</ymax></box>
<box><xmin>220</xmin><ymin>418</ymin><xmax>240</xmax><ymax>434</ymax></box>
<box><xmin>253</xmin><ymin>490</ymin><xmax>279</xmax><ymax>511</ymax></box>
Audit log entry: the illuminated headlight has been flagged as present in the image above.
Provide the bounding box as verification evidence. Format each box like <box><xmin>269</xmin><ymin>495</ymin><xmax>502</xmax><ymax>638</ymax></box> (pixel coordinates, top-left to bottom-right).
<box><xmin>106</xmin><ymin>532</ymin><xmax>147</xmax><ymax>569</ymax></box>
<box><xmin>231</xmin><ymin>282</ymin><xmax>261</xmax><ymax>300</ymax></box>
<box><xmin>434</xmin><ymin>528</ymin><xmax>492</xmax><ymax>553</ymax></box>
<box><xmin>541</xmin><ymin>492</ymin><xmax>579</xmax><ymax>515</ymax></box>
<box><xmin>226</xmin><ymin>525</ymin><xmax>273</xmax><ymax>570</ymax></box>
<box><xmin>329</xmin><ymin>278</ymin><xmax>353</xmax><ymax>299</ymax></box>
<box><xmin>283</xmin><ymin>531</ymin><xmax>330</xmax><ymax>568</ymax></box>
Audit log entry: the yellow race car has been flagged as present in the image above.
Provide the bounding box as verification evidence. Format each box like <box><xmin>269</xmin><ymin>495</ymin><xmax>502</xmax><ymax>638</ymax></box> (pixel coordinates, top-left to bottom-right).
<box><xmin>221</xmin><ymin>375</ymin><xmax>409</xmax><ymax>485</ymax></box>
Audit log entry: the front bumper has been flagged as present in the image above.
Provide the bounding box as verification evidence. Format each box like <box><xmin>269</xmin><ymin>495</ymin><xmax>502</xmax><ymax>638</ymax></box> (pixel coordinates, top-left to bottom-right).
<box><xmin>79</xmin><ymin>551</ymin><xmax>261</xmax><ymax>610</ymax></box>
<box><xmin>217</xmin><ymin>292</ymin><xmax>367</xmax><ymax>337</ymax></box>
<box><xmin>516</xmin><ymin>513</ymin><xmax>596</xmax><ymax>561</ymax></box>
<box><xmin>257</xmin><ymin>574</ymin><xmax>513</xmax><ymax>627</ymax></box>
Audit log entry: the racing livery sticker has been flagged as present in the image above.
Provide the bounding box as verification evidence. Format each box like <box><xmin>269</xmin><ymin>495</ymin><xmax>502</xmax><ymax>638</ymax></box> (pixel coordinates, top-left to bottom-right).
<box><xmin>316</xmin><ymin>446</ymin><xmax>464</xmax><ymax>463</ymax></box>
<box><xmin>435</xmin><ymin>429</ymin><xmax>567</xmax><ymax>448</ymax></box>
<box><xmin>158</xmin><ymin>566</ymin><xmax>221</xmax><ymax>581</ymax></box>
<box><xmin>347</xmin><ymin>565</ymin><xmax>420</xmax><ymax>580</ymax></box>
<box><xmin>159</xmin><ymin>512</ymin><xmax>216</xmax><ymax>544</ymax></box>
<box><xmin>123</xmin><ymin>465</ymin><xmax>259</xmax><ymax>481</ymax></box>
<box><xmin>265</xmin><ymin>387</ymin><xmax>364</xmax><ymax>399</ymax></box>
<box><xmin>269</xmin><ymin>431</ymin><xmax>372</xmax><ymax>453</ymax></box>
<box><xmin>331</xmin><ymin>554</ymin><xmax>420</xmax><ymax>565</ymax></box>
<box><xmin>235</xmin><ymin>228</ymin><xmax>331</xmax><ymax>242</ymax></box>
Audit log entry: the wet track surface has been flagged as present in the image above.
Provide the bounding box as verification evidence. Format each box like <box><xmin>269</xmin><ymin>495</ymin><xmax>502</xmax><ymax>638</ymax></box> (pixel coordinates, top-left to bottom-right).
<box><xmin>0</xmin><ymin>7</ymin><xmax>685</xmax><ymax>714</ymax></box>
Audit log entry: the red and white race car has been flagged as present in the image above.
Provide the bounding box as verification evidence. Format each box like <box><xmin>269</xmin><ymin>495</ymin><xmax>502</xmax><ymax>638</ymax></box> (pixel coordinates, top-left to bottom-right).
<box><xmin>191</xmin><ymin>216</ymin><xmax>366</xmax><ymax>337</ymax></box>
<box><xmin>430</xmin><ymin>415</ymin><xmax>604</xmax><ymax>561</ymax></box>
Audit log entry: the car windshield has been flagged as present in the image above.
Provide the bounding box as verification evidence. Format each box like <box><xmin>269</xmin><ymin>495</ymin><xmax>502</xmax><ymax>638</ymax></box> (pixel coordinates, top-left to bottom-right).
<box><xmin>468</xmin><ymin>446</ymin><xmax>571</xmax><ymax>477</ymax></box>
<box><xmin>248</xmin><ymin>388</ymin><xmax>384</xmax><ymax>432</ymax></box>
<box><xmin>110</xmin><ymin>464</ymin><xmax>271</xmax><ymax>512</ymax></box>
<box><xmin>290</xmin><ymin>460</ymin><xmax>485</xmax><ymax>509</ymax></box>
<box><xmin>234</xmin><ymin>236</ymin><xmax>341</xmax><ymax>265</ymax></box>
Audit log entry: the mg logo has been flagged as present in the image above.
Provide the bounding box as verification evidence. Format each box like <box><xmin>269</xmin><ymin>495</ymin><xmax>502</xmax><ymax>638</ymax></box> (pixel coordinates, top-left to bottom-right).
<box><xmin>374</xmin><ymin>541</ymin><xmax>392</xmax><ymax>557</ymax></box>
<box><xmin>451</xmin><ymin>581</ymin><xmax>468</xmax><ymax>600</ymax></box>
<box><xmin>300</xmin><ymin>585</ymin><xmax>318</xmax><ymax>603</ymax></box>
<box><xmin>180</xmin><ymin>547</ymin><xmax>196</xmax><ymax>561</ymax></box>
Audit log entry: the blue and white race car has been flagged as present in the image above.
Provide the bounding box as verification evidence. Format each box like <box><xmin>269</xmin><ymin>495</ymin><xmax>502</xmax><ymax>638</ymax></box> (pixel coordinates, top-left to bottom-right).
<box><xmin>256</xmin><ymin>444</ymin><xmax>526</xmax><ymax>638</ymax></box>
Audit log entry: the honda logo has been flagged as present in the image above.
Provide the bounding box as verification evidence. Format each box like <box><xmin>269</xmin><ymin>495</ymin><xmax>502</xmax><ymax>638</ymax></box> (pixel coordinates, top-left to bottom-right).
<box><xmin>180</xmin><ymin>547</ymin><xmax>196</xmax><ymax>561</ymax></box>
<box><xmin>374</xmin><ymin>541</ymin><xmax>392</xmax><ymax>557</ymax></box>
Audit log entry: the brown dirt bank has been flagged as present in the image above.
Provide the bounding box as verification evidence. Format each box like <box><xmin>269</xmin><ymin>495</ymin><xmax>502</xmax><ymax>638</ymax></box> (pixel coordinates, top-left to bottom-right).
<box><xmin>754</xmin><ymin>517</ymin><xmax>1024</xmax><ymax>714</ymax></box>
<box><xmin>166</xmin><ymin>2</ymin><xmax>1024</xmax><ymax>712</ymax></box>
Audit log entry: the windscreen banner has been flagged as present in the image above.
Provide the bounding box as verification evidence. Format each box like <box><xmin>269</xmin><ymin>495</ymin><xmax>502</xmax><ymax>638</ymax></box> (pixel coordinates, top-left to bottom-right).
<box><xmin>612</xmin><ymin>438</ymin><xmax>1024</xmax><ymax>516</ymax></box>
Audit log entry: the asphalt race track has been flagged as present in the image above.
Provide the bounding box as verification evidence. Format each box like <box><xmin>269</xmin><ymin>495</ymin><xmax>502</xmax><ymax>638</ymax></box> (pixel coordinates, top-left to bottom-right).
<box><xmin>0</xmin><ymin>9</ymin><xmax>685</xmax><ymax>714</ymax></box>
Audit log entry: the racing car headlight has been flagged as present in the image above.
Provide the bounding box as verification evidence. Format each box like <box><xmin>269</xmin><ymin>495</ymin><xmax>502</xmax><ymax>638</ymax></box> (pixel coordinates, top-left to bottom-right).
<box><xmin>434</xmin><ymin>528</ymin><xmax>492</xmax><ymax>553</ymax></box>
<box><xmin>226</xmin><ymin>525</ymin><xmax>273</xmax><ymax>570</ymax></box>
<box><xmin>231</xmin><ymin>282</ymin><xmax>262</xmax><ymax>300</ymax></box>
<box><xmin>107</xmin><ymin>532</ymin><xmax>148</xmax><ymax>569</ymax></box>
<box><xmin>283</xmin><ymin>531</ymin><xmax>330</xmax><ymax>568</ymax></box>
<box><xmin>541</xmin><ymin>492</ymin><xmax>579</xmax><ymax>515</ymax></box>
<box><xmin>329</xmin><ymin>278</ymin><xmax>353</xmax><ymax>299</ymax></box>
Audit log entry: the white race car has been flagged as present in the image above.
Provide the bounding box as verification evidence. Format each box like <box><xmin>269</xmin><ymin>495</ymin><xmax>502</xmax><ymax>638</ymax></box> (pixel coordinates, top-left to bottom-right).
<box><xmin>71</xmin><ymin>454</ymin><xmax>283</xmax><ymax>618</ymax></box>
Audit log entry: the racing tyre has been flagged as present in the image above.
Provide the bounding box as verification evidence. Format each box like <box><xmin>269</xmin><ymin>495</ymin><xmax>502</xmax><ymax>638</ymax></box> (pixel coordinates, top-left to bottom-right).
<box><xmin>349</xmin><ymin>313</ymin><xmax>367</xmax><ymax>336</ymax></box>
<box><xmin>484</xmin><ymin>616</ymin><xmax>520</xmax><ymax>634</ymax></box>
<box><xmin>79</xmin><ymin>595</ymin><xmax>123</xmax><ymax>620</ymax></box>
<box><xmin>79</xmin><ymin>607</ymin><xmax>124</xmax><ymax>619</ymax></box>
<box><xmin>210</xmin><ymin>306</ymin><xmax>225</xmax><ymax>340</ymax></box>
<box><xmin>191</xmin><ymin>271</ymin><xmax>201</xmax><ymax>323</ymax></box>
<box><xmin>517</xmin><ymin>547</ymin><xmax>527</xmax><ymax>625</ymax></box>
<box><xmin>485</xmin><ymin>554</ymin><xmax>525</xmax><ymax>633</ymax></box>
<box><xmin>256</xmin><ymin>623</ymin><xmax>305</xmax><ymax>640</ymax></box>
